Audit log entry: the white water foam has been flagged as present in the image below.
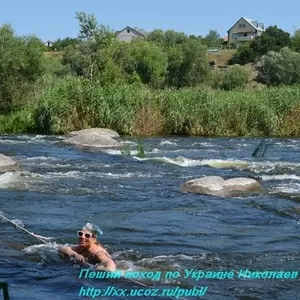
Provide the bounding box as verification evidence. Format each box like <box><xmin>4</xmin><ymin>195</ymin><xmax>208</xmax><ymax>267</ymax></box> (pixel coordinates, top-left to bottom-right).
<box><xmin>105</xmin><ymin>149</ymin><xmax>124</xmax><ymax>155</ymax></box>
<box><xmin>192</xmin><ymin>142</ymin><xmax>215</xmax><ymax>147</ymax></box>
<box><xmin>29</xmin><ymin>171</ymin><xmax>82</xmax><ymax>179</ymax></box>
<box><xmin>0</xmin><ymin>172</ymin><xmax>21</xmax><ymax>187</ymax></box>
<box><xmin>23</xmin><ymin>242</ymin><xmax>62</xmax><ymax>264</ymax></box>
<box><xmin>27</xmin><ymin>170</ymin><xmax>161</xmax><ymax>180</ymax></box>
<box><xmin>105</xmin><ymin>149</ymin><xmax>139</xmax><ymax>156</ymax></box>
<box><xmin>134</xmin><ymin>156</ymin><xmax>249</xmax><ymax>169</ymax></box>
<box><xmin>160</xmin><ymin>140</ymin><xmax>177</xmax><ymax>146</ymax></box>
<box><xmin>261</xmin><ymin>174</ymin><xmax>300</xmax><ymax>181</ymax></box>
<box><xmin>143</xmin><ymin>254</ymin><xmax>197</xmax><ymax>262</ymax></box>
<box><xmin>25</xmin><ymin>156</ymin><xmax>58</xmax><ymax>161</ymax></box>
<box><xmin>23</xmin><ymin>162</ymin><xmax>73</xmax><ymax>169</ymax></box>
<box><xmin>100</xmin><ymin>172</ymin><xmax>161</xmax><ymax>178</ymax></box>
<box><xmin>0</xmin><ymin>135</ymin><xmax>49</xmax><ymax>144</ymax></box>
<box><xmin>121</xmin><ymin>141</ymin><xmax>138</xmax><ymax>146</ymax></box>
<box><xmin>150</xmin><ymin>148</ymin><xmax>161</xmax><ymax>153</ymax></box>
<box><xmin>236</xmin><ymin>143</ymin><xmax>252</xmax><ymax>147</ymax></box>
<box><xmin>250</xmin><ymin>161</ymin><xmax>300</xmax><ymax>173</ymax></box>
<box><xmin>274</xmin><ymin>141</ymin><xmax>300</xmax><ymax>149</ymax></box>
<box><xmin>23</xmin><ymin>242</ymin><xmax>59</xmax><ymax>254</ymax></box>
<box><xmin>10</xmin><ymin>219</ymin><xmax>24</xmax><ymax>227</ymax></box>
<box><xmin>270</xmin><ymin>183</ymin><xmax>300</xmax><ymax>195</ymax></box>
<box><xmin>0</xmin><ymin>139</ymin><xmax>28</xmax><ymax>144</ymax></box>
<box><xmin>31</xmin><ymin>135</ymin><xmax>47</xmax><ymax>140</ymax></box>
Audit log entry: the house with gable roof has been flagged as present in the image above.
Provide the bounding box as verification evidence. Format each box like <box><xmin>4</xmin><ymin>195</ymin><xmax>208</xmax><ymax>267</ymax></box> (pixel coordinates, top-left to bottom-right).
<box><xmin>116</xmin><ymin>26</ymin><xmax>148</xmax><ymax>42</ymax></box>
<box><xmin>227</xmin><ymin>17</ymin><xmax>264</xmax><ymax>46</ymax></box>
<box><xmin>45</xmin><ymin>40</ymin><xmax>56</xmax><ymax>48</ymax></box>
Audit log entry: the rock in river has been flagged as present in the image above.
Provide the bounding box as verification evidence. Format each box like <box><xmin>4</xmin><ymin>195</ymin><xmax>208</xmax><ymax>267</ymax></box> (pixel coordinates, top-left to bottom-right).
<box><xmin>182</xmin><ymin>176</ymin><xmax>263</xmax><ymax>197</ymax></box>
<box><xmin>63</xmin><ymin>128</ymin><xmax>121</xmax><ymax>148</ymax></box>
<box><xmin>0</xmin><ymin>154</ymin><xmax>18</xmax><ymax>172</ymax></box>
<box><xmin>69</xmin><ymin>128</ymin><xmax>120</xmax><ymax>138</ymax></box>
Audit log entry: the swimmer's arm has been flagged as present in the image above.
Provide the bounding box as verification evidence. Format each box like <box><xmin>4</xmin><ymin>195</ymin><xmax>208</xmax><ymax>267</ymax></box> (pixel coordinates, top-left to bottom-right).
<box><xmin>94</xmin><ymin>251</ymin><xmax>116</xmax><ymax>272</ymax></box>
<box><xmin>58</xmin><ymin>245</ymin><xmax>85</xmax><ymax>261</ymax></box>
<box><xmin>58</xmin><ymin>245</ymin><xmax>79</xmax><ymax>256</ymax></box>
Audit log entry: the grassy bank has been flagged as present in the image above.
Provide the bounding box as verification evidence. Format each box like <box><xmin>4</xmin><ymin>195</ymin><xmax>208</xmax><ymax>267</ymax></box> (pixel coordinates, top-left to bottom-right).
<box><xmin>1</xmin><ymin>77</ymin><xmax>300</xmax><ymax>137</ymax></box>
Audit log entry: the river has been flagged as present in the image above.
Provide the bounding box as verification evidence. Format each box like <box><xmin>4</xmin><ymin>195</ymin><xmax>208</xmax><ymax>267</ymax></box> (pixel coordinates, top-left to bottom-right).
<box><xmin>0</xmin><ymin>134</ymin><xmax>300</xmax><ymax>299</ymax></box>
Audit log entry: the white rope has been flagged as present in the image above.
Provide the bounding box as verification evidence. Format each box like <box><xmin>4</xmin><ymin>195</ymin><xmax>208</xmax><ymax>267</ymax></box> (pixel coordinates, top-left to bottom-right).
<box><xmin>0</xmin><ymin>213</ymin><xmax>52</xmax><ymax>244</ymax></box>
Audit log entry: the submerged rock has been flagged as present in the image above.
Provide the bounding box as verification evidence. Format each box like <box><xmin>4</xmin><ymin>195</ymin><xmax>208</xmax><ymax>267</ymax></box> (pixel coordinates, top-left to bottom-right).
<box><xmin>0</xmin><ymin>154</ymin><xmax>18</xmax><ymax>172</ymax></box>
<box><xmin>63</xmin><ymin>128</ymin><xmax>121</xmax><ymax>148</ymax></box>
<box><xmin>204</xmin><ymin>160</ymin><xmax>249</xmax><ymax>169</ymax></box>
<box><xmin>182</xmin><ymin>176</ymin><xmax>263</xmax><ymax>197</ymax></box>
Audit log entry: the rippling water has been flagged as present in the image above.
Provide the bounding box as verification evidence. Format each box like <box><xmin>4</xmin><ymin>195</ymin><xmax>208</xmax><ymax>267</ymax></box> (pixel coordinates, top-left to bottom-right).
<box><xmin>1</xmin><ymin>134</ymin><xmax>300</xmax><ymax>299</ymax></box>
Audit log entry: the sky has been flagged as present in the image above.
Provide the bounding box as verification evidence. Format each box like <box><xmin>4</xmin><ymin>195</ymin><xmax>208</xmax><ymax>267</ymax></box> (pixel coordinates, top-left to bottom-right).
<box><xmin>1</xmin><ymin>0</ymin><xmax>300</xmax><ymax>41</ymax></box>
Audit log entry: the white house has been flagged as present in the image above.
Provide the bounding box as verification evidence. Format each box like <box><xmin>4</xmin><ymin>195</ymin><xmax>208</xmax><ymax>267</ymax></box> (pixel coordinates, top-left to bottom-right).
<box><xmin>44</xmin><ymin>40</ymin><xmax>56</xmax><ymax>48</ymax></box>
<box><xmin>116</xmin><ymin>26</ymin><xmax>148</xmax><ymax>42</ymax></box>
<box><xmin>228</xmin><ymin>17</ymin><xmax>264</xmax><ymax>46</ymax></box>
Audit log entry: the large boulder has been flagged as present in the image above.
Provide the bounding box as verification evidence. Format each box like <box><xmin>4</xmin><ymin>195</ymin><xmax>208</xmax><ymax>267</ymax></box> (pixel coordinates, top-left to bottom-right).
<box><xmin>69</xmin><ymin>128</ymin><xmax>120</xmax><ymax>138</ymax></box>
<box><xmin>0</xmin><ymin>154</ymin><xmax>18</xmax><ymax>172</ymax></box>
<box><xmin>182</xmin><ymin>176</ymin><xmax>263</xmax><ymax>197</ymax></box>
<box><xmin>63</xmin><ymin>129</ymin><xmax>121</xmax><ymax>148</ymax></box>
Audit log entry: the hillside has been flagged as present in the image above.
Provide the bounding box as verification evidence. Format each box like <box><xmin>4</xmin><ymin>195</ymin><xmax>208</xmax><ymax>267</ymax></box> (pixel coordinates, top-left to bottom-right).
<box><xmin>44</xmin><ymin>51</ymin><xmax>63</xmax><ymax>58</ymax></box>
<box><xmin>44</xmin><ymin>49</ymin><xmax>235</xmax><ymax>66</ymax></box>
<box><xmin>208</xmin><ymin>49</ymin><xmax>235</xmax><ymax>66</ymax></box>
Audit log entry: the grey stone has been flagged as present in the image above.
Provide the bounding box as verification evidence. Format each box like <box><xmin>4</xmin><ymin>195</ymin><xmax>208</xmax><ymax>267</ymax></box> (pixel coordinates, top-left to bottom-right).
<box><xmin>63</xmin><ymin>134</ymin><xmax>120</xmax><ymax>148</ymax></box>
<box><xmin>63</xmin><ymin>128</ymin><xmax>121</xmax><ymax>148</ymax></box>
<box><xmin>69</xmin><ymin>128</ymin><xmax>120</xmax><ymax>138</ymax></box>
<box><xmin>0</xmin><ymin>154</ymin><xmax>18</xmax><ymax>172</ymax></box>
<box><xmin>182</xmin><ymin>176</ymin><xmax>263</xmax><ymax>197</ymax></box>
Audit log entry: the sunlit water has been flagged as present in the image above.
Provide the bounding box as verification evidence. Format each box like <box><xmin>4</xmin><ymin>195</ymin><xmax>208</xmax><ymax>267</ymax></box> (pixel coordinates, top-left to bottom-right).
<box><xmin>1</xmin><ymin>134</ymin><xmax>300</xmax><ymax>299</ymax></box>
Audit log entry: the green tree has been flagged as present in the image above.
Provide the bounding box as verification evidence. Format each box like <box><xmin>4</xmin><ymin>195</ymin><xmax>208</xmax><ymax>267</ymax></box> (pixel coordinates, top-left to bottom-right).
<box><xmin>229</xmin><ymin>42</ymin><xmax>256</xmax><ymax>64</ymax></box>
<box><xmin>218</xmin><ymin>65</ymin><xmax>249</xmax><ymax>90</ymax></box>
<box><xmin>164</xmin><ymin>44</ymin><xmax>184</xmax><ymax>87</ymax></box>
<box><xmin>291</xmin><ymin>28</ymin><xmax>300</xmax><ymax>52</ymax></box>
<box><xmin>257</xmin><ymin>47</ymin><xmax>300</xmax><ymax>86</ymax></box>
<box><xmin>114</xmin><ymin>40</ymin><xmax>167</xmax><ymax>88</ymax></box>
<box><xmin>203</xmin><ymin>29</ymin><xmax>222</xmax><ymax>48</ymax></box>
<box><xmin>50</xmin><ymin>37</ymin><xmax>79</xmax><ymax>51</ymax></box>
<box><xmin>179</xmin><ymin>38</ymin><xmax>211</xmax><ymax>87</ymax></box>
<box><xmin>164</xmin><ymin>30</ymin><xmax>188</xmax><ymax>45</ymax></box>
<box><xmin>76</xmin><ymin>11</ymin><xmax>99</xmax><ymax>40</ymax></box>
<box><xmin>0</xmin><ymin>24</ymin><xmax>45</xmax><ymax>113</ymax></box>
<box><xmin>164</xmin><ymin>38</ymin><xmax>210</xmax><ymax>88</ymax></box>
<box><xmin>44</xmin><ymin>55</ymin><xmax>71</xmax><ymax>77</ymax></box>
<box><xmin>147</xmin><ymin>29</ymin><xmax>188</xmax><ymax>47</ymax></box>
<box><xmin>146</xmin><ymin>29</ymin><xmax>211</xmax><ymax>88</ymax></box>
<box><xmin>62</xmin><ymin>12</ymin><xmax>116</xmax><ymax>82</ymax></box>
<box><xmin>251</xmin><ymin>26</ymin><xmax>291</xmax><ymax>56</ymax></box>
<box><xmin>230</xmin><ymin>26</ymin><xmax>291</xmax><ymax>65</ymax></box>
<box><xmin>146</xmin><ymin>29</ymin><xmax>165</xmax><ymax>45</ymax></box>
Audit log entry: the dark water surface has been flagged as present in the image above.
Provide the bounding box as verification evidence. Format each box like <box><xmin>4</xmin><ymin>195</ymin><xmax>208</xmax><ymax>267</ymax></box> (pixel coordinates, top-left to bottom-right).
<box><xmin>1</xmin><ymin>134</ymin><xmax>300</xmax><ymax>299</ymax></box>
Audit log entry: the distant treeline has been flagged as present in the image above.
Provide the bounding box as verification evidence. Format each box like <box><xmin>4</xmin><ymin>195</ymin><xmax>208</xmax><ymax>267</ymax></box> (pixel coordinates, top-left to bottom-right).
<box><xmin>0</xmin><ymin>12</ymin><xmax>300</xmax><ymax>136</ymax></box>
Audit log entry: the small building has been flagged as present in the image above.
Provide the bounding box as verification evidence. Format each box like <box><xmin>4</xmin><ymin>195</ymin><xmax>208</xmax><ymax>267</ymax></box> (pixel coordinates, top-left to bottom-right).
<box><xmin>116</xmin><ymin>26</ymin><xmax>148</xmax><ymax>42</ymax></box>
<box><xmin>228</xmin><ymin>17</ymin><xmax>264</xmax><ymax>46</ymax></box>
<box><xmin>45</xmin><ymin>40</ymin><xmax>55</xmax><ymax>48</ymax></box>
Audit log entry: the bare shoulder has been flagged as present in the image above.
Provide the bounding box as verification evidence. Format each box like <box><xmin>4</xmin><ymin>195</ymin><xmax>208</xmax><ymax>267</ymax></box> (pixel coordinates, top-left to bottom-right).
<box><xmin>71</xmin><ymin>245</ymin><xmax>82</xmax><ymax>252</ymax></box>
<box><xmin>93</xmin><ymin>247</ymin><xmax>116</xmax><ymax>272</ymax></box>
<box><xmin>93</xmin><ymin>247</ymin><xmax>112</xmax><ymax>261</ymax></box>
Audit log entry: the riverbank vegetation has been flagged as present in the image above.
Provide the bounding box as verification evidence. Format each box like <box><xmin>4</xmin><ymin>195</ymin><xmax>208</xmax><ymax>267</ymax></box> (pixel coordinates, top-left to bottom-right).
<box><xmin>1</xmin><ymin>12</ymin><xmax>300</xmax><ymax>136</ymax></box>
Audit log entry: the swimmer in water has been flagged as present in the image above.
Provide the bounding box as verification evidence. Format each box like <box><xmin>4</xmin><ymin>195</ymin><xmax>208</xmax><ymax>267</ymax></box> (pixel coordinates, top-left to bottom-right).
<box><xmin>59</xmin><ymin>223</ymin><xmax>116</xmax><ymax>272</ymax></box>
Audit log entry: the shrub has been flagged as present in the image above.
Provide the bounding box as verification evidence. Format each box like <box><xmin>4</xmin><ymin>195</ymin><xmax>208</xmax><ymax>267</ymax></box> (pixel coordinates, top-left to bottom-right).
<box><xmin>257</xmin><ymin>47</ymin><xmax>300</xmax><ymax>86</ymax></box>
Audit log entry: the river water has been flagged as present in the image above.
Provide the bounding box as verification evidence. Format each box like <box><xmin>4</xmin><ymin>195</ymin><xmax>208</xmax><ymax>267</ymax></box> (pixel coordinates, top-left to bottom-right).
<box><xmin>0</xmin><ymin>134</ymin><xmax>300</xmax><ymax>300</ymax></box>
